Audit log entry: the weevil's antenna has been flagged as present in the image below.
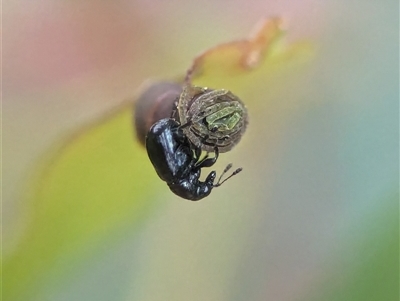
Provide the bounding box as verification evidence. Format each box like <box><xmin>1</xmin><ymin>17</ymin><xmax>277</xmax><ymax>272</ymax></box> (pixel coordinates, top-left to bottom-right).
<box><xmin>213</xmin><ymin>164</ymin><xmax>243</xmax><ymax>187</ymax></box>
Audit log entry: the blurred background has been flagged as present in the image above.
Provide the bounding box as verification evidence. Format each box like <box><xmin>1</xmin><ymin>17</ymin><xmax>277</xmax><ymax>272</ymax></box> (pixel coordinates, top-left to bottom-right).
<box><xmin>3</xmin><ymin>0</ymin><xmax>398</xmax><ymax>301</ymax></box>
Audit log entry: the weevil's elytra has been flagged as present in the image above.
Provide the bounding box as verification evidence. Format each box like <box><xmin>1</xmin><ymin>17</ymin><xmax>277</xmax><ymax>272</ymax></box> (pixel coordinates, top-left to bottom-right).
<box><xmin>178</xmin><ymin>85</ymin><xmax>248</xmax><ymax>153</ymax></box>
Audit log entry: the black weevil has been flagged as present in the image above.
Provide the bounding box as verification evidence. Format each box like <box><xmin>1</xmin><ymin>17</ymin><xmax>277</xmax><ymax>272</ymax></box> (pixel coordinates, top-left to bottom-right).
<box><xmin>145</xmin><ymin>118</ymin><xmax>242</xmax><ymax>201</ymax></box>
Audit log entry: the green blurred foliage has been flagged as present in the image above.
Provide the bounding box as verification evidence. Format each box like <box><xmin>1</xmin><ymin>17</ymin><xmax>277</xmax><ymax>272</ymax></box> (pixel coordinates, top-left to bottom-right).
<box><xmin>3</xmin><ymin>107</ymin><xmax>160</xmax><ymax>300</ymax></box>
<box><xmin>306</xmin><ymin>194</ymin><xmax>398</xmax><ymax>301</ymax></box>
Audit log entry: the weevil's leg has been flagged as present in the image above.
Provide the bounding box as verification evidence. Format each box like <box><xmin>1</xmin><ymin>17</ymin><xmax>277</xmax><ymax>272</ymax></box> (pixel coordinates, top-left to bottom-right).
<box><xmin>194</xmin><ymin>133</ymin><xmax>211</xmax><ymax>166</ymax></box>
<box><xmin>213</xmin><ymin>164</ymin><xmax>242</xmax><ymax>187</ymax></box>
<box><xmin>195</xmin><ymin>147</ymin><xmax>219</xmax><ymax>169</ymax></box>
<box><xmin>194</xmin><ymin>145</ymin><xmax>202</xmax><ymax>161</ymax></box>
<box><xmin>193</xmin><ymin>134</ymin><xmax>211</xmax><ymax>164</ymax></box>
<box><xmin>195</xmin><ymin>151</ymin><xmax>209</xmax><ymax>167</ymax></box>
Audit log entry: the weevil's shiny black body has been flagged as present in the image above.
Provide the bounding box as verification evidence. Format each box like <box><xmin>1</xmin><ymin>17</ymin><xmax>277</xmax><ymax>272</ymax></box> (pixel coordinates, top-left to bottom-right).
<box><xmin>146</xmin><ymin>118</ymin><xmax>219</xmax><ymax>201</ymax></box>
